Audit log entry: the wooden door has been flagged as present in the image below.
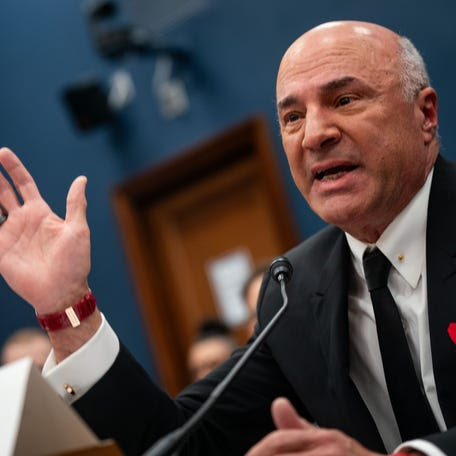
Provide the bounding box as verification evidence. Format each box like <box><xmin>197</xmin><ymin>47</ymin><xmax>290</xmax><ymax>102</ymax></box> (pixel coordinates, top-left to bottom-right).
<box><xmin>111</xmin><ymin>117</ymin><xmax>299</xmax><ymax>395</ymax></box>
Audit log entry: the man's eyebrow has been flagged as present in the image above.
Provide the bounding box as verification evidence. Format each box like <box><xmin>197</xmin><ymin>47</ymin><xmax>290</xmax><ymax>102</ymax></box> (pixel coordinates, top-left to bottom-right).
<box><xmin>277</xmin><ymin>95</ymin><xmax>298</xmax><ymax>111</ymax></box>
<box><xmin>321</xmin><ymin>76</ymin><xmax>357</xmax><ymax>92</ymax></box>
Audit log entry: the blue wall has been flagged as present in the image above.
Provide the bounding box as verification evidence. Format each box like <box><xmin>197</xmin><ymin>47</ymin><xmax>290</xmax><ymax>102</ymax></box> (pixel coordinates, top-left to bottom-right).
<box><xmin>1</xmin><ymin>0</ymin><xmax>455</xmax><ymax>380</ymax></box>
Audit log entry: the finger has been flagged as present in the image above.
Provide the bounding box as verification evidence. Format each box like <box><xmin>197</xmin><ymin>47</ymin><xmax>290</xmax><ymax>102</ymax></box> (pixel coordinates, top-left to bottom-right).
<box><xmin>65</xmin><ymin>176</ymin><xmax>88</xmax><ymax>226</ymax></box>
<box><xmin>272</xmin><ymin>397</ymin><xmax>313</xmax><ymax>430</ymax></box>
<box><xmin>245</xmin><ymin>429</ymin><xmax>313</xmax><ymax>456</ymax></box>
<box><xmin>0</xmin><ymin>166</ymin><xmax>21</xmax><ymax>212</ymax></box>
<box><xmin>0</xmin><ymin>147</ymin><xmax>42</xmax><ymax>203</ymax></box>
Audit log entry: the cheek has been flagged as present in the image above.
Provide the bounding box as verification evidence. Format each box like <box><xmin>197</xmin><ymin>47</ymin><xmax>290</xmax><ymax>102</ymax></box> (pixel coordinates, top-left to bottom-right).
<box><xmin>283</xmin><ymin>138</ymin><xmax>310</xmax><ymax>191</ymax></box>
<box><xmin>288</xmin><ymin>159</ymin><xmax>311</xmax><ymax>199</ymax></box>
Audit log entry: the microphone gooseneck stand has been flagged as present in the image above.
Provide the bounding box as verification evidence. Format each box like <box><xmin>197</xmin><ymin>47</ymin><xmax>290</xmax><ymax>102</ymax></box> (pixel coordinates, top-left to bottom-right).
<box><xmin>143</xmin><ymin>257</ymin><xmax>293</xmax><ymax>456</ymax></box>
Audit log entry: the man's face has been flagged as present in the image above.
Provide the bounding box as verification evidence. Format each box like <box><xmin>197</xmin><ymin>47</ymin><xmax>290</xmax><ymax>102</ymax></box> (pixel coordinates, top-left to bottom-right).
<box><xmin>276</xmin><ymin>22</ymin><xmax>437</xmax><ymax>242</ymax></box>
<box><xmin>2</xmin><ymin>337</ymin><xmax>51</xmax><ymax>371</ymax></box>
<box><xmin>187</xmin><ymin>337</ymin><xmax>233</xmax><ymax>381</ymax></box>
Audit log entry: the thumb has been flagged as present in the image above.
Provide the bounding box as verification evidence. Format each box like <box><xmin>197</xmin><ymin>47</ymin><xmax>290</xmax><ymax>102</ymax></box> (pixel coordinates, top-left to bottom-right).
<box><xmin>66</xmin><ymin>176</ymin><xmax>88</xmax><ymax>225</ymax></box>
<box><xmin>271</xmin><ymin>397</ymin><xmax>312</xmax><ymax>430</ymax></box>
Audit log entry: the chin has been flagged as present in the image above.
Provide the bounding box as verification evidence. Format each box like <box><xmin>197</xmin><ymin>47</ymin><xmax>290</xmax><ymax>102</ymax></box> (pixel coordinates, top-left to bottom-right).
<box><xmin>314</xmin><ymin>203</ymin><xmax>366</xmax><ymax>231</ymax></box>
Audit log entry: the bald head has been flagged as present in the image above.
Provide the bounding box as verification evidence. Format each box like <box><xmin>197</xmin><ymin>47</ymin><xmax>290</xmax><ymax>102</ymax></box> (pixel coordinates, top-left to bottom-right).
<box><xmin>282</xmin><ymin>21</ymin><xmax>399</xmax><ymax>62</ymax></box>
<box><xmin>289</xmin><ymin>20</ymin><xmax>397</xmax><ymax>43</ymax></box>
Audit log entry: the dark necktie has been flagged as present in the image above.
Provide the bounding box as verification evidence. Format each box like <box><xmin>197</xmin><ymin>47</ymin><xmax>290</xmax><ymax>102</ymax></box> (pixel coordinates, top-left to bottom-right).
<box><xmin>362</xmin><ymin>248</ymin><xmax>439</xmax><ymax>441</ymax></box>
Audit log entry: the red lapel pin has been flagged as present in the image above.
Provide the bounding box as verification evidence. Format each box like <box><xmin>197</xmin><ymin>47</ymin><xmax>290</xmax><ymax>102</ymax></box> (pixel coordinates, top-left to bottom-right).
<box><xmin>448</xmin><ymin>323</ymin><xmax>456</xmax><ymax>344</ymax></box>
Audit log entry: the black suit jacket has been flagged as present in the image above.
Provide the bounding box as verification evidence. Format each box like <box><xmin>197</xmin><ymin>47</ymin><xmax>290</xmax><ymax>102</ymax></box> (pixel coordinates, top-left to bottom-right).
<box><xmin>74</xmin><ymin>155</ymin><xmax>456</xmax><ymax>455</ymax></box>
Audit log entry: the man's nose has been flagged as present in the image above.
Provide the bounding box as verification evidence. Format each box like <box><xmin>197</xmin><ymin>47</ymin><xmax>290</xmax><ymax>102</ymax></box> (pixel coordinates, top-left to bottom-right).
<box><xmin>301</xmin><ymin>110</ymin><xmax>341</xmax><ymax>151</ymax></box>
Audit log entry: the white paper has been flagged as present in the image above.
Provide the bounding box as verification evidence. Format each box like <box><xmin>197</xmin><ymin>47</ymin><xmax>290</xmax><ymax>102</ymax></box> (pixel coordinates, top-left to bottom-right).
<box><xmin>0</xmin><ymin>358</ymin><xmax>29</xmax><ymax>456</ymax></box>
<box><xmin>206</xmin><ymin>249</ymin><xmax>252</xmax><ymax>326</ymax></box>
<box><xmin>0</xmin><ymin>357</ymin><xmax>100</xmax><ymax>456</ymax></box>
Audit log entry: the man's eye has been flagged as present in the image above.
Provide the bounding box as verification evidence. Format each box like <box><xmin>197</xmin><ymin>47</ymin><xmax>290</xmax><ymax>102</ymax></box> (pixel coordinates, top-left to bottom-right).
<box><xmin>337</xmin><ymin>96</ymin><xmax>352</xmax><ymax>106</ymax></box>
<box><xmin>285</xmin><ymin>112</ymin><xmax>300</xmax><ymax>123</ymax></box>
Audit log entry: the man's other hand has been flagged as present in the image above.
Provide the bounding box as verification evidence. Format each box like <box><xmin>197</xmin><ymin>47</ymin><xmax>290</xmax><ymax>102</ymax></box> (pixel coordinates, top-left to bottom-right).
<box><xmin>246</xmin><ymin>398</ymin><xmax>385</xmax><ymax>456</ymax></box>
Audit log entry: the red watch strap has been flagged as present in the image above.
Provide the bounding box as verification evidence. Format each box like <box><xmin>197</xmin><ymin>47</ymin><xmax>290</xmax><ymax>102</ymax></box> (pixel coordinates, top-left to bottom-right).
<box><xmin>36</xmin><ymin>291</ymin><xmax>97</xmax><ymax>331</ymax></box>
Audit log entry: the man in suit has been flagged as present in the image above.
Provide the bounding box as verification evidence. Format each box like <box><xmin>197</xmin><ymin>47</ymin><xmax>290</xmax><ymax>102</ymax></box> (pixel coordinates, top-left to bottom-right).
<box><xmin>0</xmin><ymin>20</ymin><xmax>453</xmax><ymax>456</ymax></box>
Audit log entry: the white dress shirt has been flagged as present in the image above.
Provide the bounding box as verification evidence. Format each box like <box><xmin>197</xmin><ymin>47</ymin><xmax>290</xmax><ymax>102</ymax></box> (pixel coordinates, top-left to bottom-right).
<box><xmin>43</xmin><ymin>170</ymin><xmax>448</xmax><ymax>455</ymax></box>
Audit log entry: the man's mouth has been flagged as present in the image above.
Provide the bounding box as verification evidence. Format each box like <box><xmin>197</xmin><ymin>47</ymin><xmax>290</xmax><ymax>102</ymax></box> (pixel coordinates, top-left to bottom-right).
<box><xmin>315</xmin><ymin>165</ymin><xmax>358</xmax><ymax>181</ymax></box>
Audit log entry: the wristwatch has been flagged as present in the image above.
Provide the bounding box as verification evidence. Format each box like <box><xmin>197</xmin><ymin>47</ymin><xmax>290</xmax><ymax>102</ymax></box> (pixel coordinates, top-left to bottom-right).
<box><xmin>36</xmin><ymin>291</ymin><xmax>96</xmax><ymax>331</ymax></box>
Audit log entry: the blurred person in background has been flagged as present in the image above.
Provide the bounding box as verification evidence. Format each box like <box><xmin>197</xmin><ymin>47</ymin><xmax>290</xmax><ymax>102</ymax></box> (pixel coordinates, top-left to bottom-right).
<box><xmin>1</xmin><ymin>327</ymin><xmax>51</xmax><ymax>371</ymax></box>
<box><xmin>187</xmin><ymin>319</ymin><xmax>238</xmax><ymax>381</ymax></box>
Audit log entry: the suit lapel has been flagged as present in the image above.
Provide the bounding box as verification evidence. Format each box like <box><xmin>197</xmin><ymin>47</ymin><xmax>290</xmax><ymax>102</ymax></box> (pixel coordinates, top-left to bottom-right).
<box><xmin>427</xmin><ymin>156</ymin><xmax>456</xmax><ymax>427</ymax></box>
<box><xmin>311</xmin><ymin>233</ymin><xmax>350</xmax><ymax>386</ymax></box>
<box><xmin>310</xmin><ymin>232</ymin><xmax>385</xmax><ymax>451</ymax></box>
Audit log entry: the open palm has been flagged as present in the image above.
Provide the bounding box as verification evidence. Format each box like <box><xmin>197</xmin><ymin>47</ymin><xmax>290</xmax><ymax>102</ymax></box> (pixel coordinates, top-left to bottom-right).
<box><xmin>0</xmin><ymin>148</ymin><xmax>90</xmax><ymax>314</ymax></box>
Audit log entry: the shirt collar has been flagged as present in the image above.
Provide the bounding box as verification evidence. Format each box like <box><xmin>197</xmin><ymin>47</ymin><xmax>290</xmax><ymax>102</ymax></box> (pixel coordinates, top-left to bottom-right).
<box><xmin>346</xmin><ymin>169</ymin><xmax>434</xmax><ymax>288</ymax></box>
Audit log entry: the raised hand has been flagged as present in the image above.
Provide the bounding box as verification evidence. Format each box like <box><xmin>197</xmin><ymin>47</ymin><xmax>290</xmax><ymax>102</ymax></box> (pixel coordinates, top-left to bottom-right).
<box><xmin>0</xmin><ymin>147</ymin><xmax>91</xmax><ymax>314</ymax></box>
<box><xmin>246</xmin><ymin>398</ymin><xmax>384</xmax><ymax>456</ymax></box>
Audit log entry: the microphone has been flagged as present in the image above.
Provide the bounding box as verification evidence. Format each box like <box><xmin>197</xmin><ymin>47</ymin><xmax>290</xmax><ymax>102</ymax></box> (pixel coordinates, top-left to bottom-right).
<box><xmin>143</xmin><ymin>256</ymin><xmax>293</xmax><ymax>456</ymax></box>
<box><xmin>269</xmin><ymin>256</ymin><xmax>293</xmax><ymax>283</ymax></box>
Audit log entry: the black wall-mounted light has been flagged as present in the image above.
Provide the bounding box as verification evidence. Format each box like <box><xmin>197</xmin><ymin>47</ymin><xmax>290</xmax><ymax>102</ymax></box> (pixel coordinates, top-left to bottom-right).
<box><xmin>62</xmin><ymin>70</ymin><xmax>135</xmax><ymax>131</ymax></box>
<box><xmin>63</xmin><ymin>77</ymin><xmax>111</xmax><ymax>131</ymax></box>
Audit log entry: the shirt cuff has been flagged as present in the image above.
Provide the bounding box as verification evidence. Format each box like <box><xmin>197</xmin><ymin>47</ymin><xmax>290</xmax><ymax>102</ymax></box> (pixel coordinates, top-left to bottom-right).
<box><xmin>42</xmin><ymin>313</ymin><xmax>119</xmax><ymax>404</ymax></box>
<box><xmin>395</xmin><ymin>439</ymin><xmax>447</xmax><ymax>456</ymax></box>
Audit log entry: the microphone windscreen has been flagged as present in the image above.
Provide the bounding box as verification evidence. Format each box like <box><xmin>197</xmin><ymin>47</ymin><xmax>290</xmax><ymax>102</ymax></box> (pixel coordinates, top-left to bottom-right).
<box><xmin>269</xmin><ymin>256</ymin><xmax>293</xmax><ymax>283</ymax></box>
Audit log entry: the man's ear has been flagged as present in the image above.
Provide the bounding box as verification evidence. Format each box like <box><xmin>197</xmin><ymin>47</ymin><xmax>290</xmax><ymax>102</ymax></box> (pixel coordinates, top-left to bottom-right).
<box><xmin>417</xmin><ymin>87</ymin><xmax>438</xmax><ymax>144</ymax></box>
